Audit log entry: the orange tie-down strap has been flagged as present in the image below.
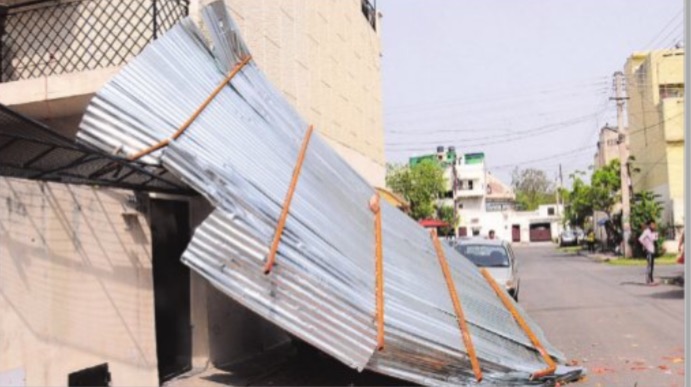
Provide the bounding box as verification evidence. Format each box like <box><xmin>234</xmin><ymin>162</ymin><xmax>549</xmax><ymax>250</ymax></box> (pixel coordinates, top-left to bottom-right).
<box><xmin>479</xmin><ymin>268</ymin><xmax>557</xmax><ymax>380</ymax></box>
<box><xmin>431</xmin><ymin>230</ymin><xmax>483</xmax><ymax>382</ymax></box>
<box><xmin>369</xmin><ymin>193</ymin><xmax>385</xmax><ymax>350</ymax></box>
<box><xmin>263</xmin><ymin>125</ymin><xmax>314</xmax><ymax>275</ymax></box>
<box><xmin>128</xmin><ymin>55</ymin><xmax>253</xmax><ymax>161</ymax></box>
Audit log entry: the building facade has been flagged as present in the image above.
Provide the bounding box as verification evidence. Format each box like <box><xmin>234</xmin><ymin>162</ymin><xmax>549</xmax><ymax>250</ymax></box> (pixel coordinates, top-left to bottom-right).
<box><xmin>593</xmin><ymin>124</ymin><xmax>621</xmax><ymax>169</ymax></box>
<box><xmin>0</xmin><ymin>0</ymin><xmax>384</xmax><ymax>385</ymax></box>
<box><xmin>624</xmin><ymin>48</ymin><xmax>685</xmax><ymax>235</ymax></box>
<box><xmin>408</xmin><ymin>147</ymin><xmax>561</xmax><ymax>242</ymax></box>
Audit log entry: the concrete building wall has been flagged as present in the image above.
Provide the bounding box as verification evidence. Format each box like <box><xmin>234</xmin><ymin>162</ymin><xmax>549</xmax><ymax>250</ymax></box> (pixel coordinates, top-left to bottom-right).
<box><xmin>200</xmin><ymin>0</ymin><xmax>385</xmax><ymax>186</ymax></box>
<box><xmin>594</xmin><ymin>126</ymin><xmax>620</xmax><ymax>169</ymax></box>
<box><xmin>0</xmin><ymin>178</ymin><xmax>159</xmax><ymax>386</ymax></box>
<box><xmin>624</xmin><ymin>48</ymin><xmax>685</xmax><ymax>230</ymax></box>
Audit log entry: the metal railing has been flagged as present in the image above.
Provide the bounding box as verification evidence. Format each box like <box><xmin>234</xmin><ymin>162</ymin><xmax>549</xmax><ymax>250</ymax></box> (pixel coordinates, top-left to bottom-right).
<box><xmin>361</xmin><ymin>0</ymin><xmax>376</xmax><ymax>31</ymax></box>
<box><xmin>0</xmin><ymin>0</ymin><xmax>188</xmax><ymax>83</ymax></box>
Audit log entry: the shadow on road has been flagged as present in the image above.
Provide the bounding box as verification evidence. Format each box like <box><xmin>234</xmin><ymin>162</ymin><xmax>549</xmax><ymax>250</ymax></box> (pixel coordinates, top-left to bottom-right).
<box><xmin>619</xmin><ymin>281</ymin><xmax>651</xmax><ymax>286</ymax></box>
<box><xmin>196</xmin><ymin>341</ymin><xmax>415</xmax><ymax>386</ymax></box>
<box><xmin>647</xmin><ymin>289</ymin><xmax>684</xmax><ymax>299</ymax></box>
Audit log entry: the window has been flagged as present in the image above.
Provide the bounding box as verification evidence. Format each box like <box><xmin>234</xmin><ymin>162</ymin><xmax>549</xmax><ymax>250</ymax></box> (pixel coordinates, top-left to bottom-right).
<box><xmin>455</xmin><ymin>244</ymin><xmax>510</xmax><ymax>267</ymax></box>
<box><xmin>547</xmin><ymin>207</ymin><xmax>555</xmax><ymax>215</ymax></box>
<box><xmin>660</xmin><ymin>83</ymin><xmax>684</xmax><ymax>99</ymax></box>
<box><xmin>468</xmin><ymin>180</ymin><xmax>474</xmax><ymax>190</ymax></box>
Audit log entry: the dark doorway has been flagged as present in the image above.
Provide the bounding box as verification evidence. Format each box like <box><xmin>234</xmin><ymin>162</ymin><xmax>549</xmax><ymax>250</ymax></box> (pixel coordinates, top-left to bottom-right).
<box><xmin>151</xmin><ymin>199</ymin><xmax>192</xmax><ymax>382</ymax></box>
<box><xmin>512</xmin><ymin>225</ymin><xmax>521</xmax><ymax>242</ymax></box>
<box><xmin>68</xmin><ymin>363</ymin><xmax>110</xmax><ymax>386</ymax></box>
<box><xmin>458</xmin><ymin>227</ymin><xmax>468</xmax><ymax>237</ymax></box>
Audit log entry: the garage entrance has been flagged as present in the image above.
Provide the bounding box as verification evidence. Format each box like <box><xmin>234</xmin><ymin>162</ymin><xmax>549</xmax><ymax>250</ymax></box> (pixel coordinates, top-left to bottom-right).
<box><xmin>529</xmin><ymin>223</ymin><xmax>552</xmax><ymax>242</ymax></box>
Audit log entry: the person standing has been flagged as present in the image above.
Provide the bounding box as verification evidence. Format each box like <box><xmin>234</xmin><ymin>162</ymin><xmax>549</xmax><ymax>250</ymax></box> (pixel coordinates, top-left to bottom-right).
<box><xmin>638</xmin><ymin>220</ymin><xmax>658</xmax><ymax>285</ymax></box>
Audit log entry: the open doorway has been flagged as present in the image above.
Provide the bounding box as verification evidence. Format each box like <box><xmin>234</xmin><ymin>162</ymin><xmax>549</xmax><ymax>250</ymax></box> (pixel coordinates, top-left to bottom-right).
<box><xmin>150</xmin><ymin>199</ymin><xmax>192</xmax><ymax>382</ymax></box>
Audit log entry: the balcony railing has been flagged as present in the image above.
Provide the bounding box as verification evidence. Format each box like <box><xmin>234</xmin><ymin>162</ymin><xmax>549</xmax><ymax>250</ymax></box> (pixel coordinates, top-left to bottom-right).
<box><xmin>0</xmin><ymin>0</ymin><xmax>189</xmax><ymax>83</ymax></box>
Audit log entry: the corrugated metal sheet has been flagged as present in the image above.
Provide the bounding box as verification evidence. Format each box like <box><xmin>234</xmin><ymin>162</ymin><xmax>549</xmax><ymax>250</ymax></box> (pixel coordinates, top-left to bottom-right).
<box><xmin>76</xmin><ymin>2</ymin><xmax>583</xmax><ymax>385</ymax></box>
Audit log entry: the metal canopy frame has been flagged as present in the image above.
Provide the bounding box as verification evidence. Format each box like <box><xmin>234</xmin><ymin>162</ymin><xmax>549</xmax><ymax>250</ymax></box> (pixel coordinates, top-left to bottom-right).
<box><xmin>0</xmin><ymin>104</ymin><xmax>192</xmax><ymax>194</ymax></box>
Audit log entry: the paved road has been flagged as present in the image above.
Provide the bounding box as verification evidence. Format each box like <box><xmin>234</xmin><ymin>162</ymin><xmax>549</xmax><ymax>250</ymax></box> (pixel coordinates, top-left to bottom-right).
<box><xmin>516</xmin><ymin>245</ymin><xmax>684</xmax><ymax>387</ymax></box>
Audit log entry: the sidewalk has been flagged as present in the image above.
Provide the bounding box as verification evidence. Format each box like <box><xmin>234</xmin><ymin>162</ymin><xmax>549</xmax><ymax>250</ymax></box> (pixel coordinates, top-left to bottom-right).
<box><xmin>576</xmin><ymin>249</ymin><xmax>684</xmax><ymax>286</ymax></box>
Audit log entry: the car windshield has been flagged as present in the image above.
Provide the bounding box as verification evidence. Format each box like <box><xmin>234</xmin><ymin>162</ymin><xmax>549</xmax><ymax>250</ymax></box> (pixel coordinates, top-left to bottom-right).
<box><xmin>455</xmin><ymin>244</ymin><xmax>510</xmax><ymax>267</ymax></box>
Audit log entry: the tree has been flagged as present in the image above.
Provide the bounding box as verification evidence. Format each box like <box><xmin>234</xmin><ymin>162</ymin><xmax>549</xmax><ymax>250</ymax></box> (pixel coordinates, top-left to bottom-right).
<box><xmin>437</xmin><ymin>205</ymin><xmax>457</xmax><ymax>236</ymax></box>
<box><xmin>386</xmin><ymin>160</ymin><xmax>446</xmax><ymax>220</ymax></box>
<box><xmin>562</xmin><ymin>170</ymin><xmax>592</xmax><ymax>228</ymax></box>
<box><xmin>590</xmin><ymin>159</ymin><xmax>621</xmax><ymax>218</ymax></box>
<box><xmin>629</xmin><ymin>191</ymin><xmax>665</xmax><ymax>257</ymax></box>
<box><xmin>511</xmin><ymin>167</ymin><xmax>555</xmax><ymax>211</ymax></box>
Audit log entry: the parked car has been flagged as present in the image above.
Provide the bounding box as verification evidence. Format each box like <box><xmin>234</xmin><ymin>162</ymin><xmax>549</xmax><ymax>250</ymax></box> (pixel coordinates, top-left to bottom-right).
<box><xmin>573</xmin><ymin>228</ymin><xmax>584</xmax><ymax>244</ymax></box>
<box><xmin>559</xmin><ymin>230</ymin><xmax>578</xmax><ymax>247</ymax></box>
<box><xmin>453</xmin><ymin>238</ymin><xmax>520</xmax><ymax>301</ymax></box>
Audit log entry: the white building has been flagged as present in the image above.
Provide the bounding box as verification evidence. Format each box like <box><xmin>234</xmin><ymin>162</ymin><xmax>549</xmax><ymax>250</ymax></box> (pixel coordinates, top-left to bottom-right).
<box><xmin>418</xmin><ymin>147</ymin><xmax>562</xmax><ymax>242</ymax></box>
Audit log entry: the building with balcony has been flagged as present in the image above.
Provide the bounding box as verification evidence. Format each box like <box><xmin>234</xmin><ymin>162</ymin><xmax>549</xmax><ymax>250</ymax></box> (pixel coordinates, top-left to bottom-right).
<box><xmin>624</xmin><ymin>48</ymin><xmax>685</xmax><ymax>235</ymax></box>
<box><xmin>405</xmin><ymin>146</ymin><xmax>562</xmax><ymax>242</ymax></box>
<box><xmin>0</xmin><ymin>0</ymin><xmax>385</xmax><ymax>385</ymax></box>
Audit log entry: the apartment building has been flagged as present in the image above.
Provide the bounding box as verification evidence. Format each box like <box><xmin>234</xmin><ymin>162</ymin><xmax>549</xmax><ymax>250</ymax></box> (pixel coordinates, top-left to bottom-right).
<box><xmin>593</xmin><ymin>124</ymin><xmax>621</xmax><ymax>169</ymax></box>
<box><xmin>0</xmin><ymin>0</ymin><xmax>384</xmax><ymax>385</ymax></box>
<box><xmin>624</xmin><ymin>48</ymin><xmax>685</xmax><ymax>235</ymax></box>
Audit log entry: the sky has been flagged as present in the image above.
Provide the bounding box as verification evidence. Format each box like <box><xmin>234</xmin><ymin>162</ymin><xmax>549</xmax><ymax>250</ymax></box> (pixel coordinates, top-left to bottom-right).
<box><xmin>378</xmin><ymin>0</ymin><xmax>684</xmax><ymax>187</ymax></box>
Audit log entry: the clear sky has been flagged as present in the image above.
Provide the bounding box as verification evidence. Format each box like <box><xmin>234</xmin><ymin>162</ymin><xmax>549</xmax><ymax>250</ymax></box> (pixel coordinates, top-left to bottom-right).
<box><xmin>378</xmin><ymin>0</ymin><xmax>684</xmax><ymax>187</ymax></box>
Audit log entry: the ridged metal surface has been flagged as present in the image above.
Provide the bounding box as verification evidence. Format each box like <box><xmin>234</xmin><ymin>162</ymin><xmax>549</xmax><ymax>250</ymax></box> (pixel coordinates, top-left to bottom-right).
<box><xmin>76</xmin><ymin>2</ymin><xmax>582</xmax><ymax>385</ymax></box>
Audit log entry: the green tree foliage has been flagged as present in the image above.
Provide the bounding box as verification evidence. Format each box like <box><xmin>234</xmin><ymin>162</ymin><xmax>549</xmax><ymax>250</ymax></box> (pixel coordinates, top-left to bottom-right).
<box><xmin>511</xmin><ymin>167</ymin><xmax>555</xmax><ymax>211</ymax></box>
<box><xmin>437</xmin><ymin>205</ymin><xmax>457</xmax><ymax>236</ymax></box>
<box><xmin>562</xmin><ymin>170</ymin><xmax>592</xmax><ymax>228</ymax></box>
<box><xmin>590</xmin><ymin>159</ymin><xmax>621</xmax><ymax>217</ymax></box>
<box><xmin>386</xmin><ymin>160</ymin><xmax>446</xmax><ymax>220</ymax></box>
<box><xmin>629</xmin><ymin>191</ymin><xmax>665</xmax><ymax>257</ymax></box>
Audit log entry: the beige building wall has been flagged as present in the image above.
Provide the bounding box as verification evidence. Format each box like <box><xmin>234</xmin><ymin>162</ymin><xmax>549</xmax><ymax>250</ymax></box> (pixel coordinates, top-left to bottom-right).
<box><xmin>0</xmin><ymin>178</ymin><xmax>159</xmax><ymax>386</ymax></box>
<box><xmin>594</xmin><ymin>125</ymin><xmax>620</xmax><ymax>169</ymax></box>
<box><xmin>214</xmin><ymin>0</ymin><xmax>385</xmax><ymax>186</ymax></box>
<box><xmin>624</xmin><ymin>49</ymin><xmax>685</xmax><ymax>229</ymax></box>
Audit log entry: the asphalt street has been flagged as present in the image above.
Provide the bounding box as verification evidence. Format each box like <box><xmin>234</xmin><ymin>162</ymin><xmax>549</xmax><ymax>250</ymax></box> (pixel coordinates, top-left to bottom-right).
<box><xmin>517</xmin><ymin>245</ymin><xmax>685</xmax><ymax>387</ymax></box>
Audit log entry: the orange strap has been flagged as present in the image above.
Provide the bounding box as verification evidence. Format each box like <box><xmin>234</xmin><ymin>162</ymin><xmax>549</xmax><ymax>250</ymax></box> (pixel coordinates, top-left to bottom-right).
<box><xmin>369</xmin><ymin>194</ymin><xmax>385</xmax><ymax>350</ymax></box>
<box><xmin>129</xmin><ymin>55</ymin><xmax>253</xmax><ymax>161</ymax></box>
<box><xmin>431</xmin><ymin>230</ymin><xmax>483</xmax><ymax>382</ymax></box>
<box><xmin>480</xmin><ymin>268</ymin><xmax>556</xmax><ymax>380</ymax></box>
<box><xmin>263</xmin><ymin>125</ymin><xmax>314</xmax><ymax>274</ymax></box>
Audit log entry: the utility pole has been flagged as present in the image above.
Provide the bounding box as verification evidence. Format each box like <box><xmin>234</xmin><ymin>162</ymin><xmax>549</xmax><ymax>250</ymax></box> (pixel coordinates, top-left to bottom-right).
<box><xmin>612</xmin><ymin>71</ymin><xmax>631</xmax><ymax>257</ymax></box>
<box><xmin>556</xmin><ymin>164</ymin><xmax>563</xmax><ymax>230</ymax></box>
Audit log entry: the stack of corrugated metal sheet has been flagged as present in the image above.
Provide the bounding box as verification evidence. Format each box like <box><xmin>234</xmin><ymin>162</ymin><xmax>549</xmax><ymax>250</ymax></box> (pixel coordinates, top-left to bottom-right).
<box><xmin>77</xmin><ymin>2</ymin><xmax>583</xmax><ymax>385</ymax></box>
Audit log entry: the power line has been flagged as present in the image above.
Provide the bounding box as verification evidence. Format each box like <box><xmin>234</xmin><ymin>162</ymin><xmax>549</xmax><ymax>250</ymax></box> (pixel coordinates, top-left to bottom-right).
<box><xmin>386</xmin><ymin>104</ymin><xmax>610</xmax><ymax>149</ymax></box>
<box><xmin>487</xmin><ymin>146</ymin><xmax>593</xmax><ymax>170</ymax></box>
<box><xmin>385</xmin><ymin>82</ymin><xmax>611</xmax><ymax>119</ymax></box>
<box><xmin>641</xmin><ymin>7</ymin><xmax>684</xmax><ymax>50</ymax></box>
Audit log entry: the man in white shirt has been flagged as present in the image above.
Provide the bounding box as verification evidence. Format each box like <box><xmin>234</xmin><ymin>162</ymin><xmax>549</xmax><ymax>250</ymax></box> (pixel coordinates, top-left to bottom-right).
<box><xmin>638</xmin><ymin>220</ymin><xmax>658</xmax><ymax>285</ymax></box>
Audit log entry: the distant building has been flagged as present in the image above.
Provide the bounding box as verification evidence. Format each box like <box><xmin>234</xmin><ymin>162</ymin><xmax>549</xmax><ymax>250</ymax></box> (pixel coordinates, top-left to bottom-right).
<box><xmin>624</xmin><ymin>48</ymin><xmax>685</xmax><ymax>236</ymax></box>
<box><xmin>407</xmin><ymin>147</ymin><xmax>561</xmax><ymax>242</ymax></box>
<box><xmin>593</xmin><ymin>124</ymin><xmax>621</xmax><ymax>169</ymax></box>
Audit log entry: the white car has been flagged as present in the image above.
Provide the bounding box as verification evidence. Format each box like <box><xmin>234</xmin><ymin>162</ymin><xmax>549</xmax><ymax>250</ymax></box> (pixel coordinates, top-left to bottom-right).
<box><xmin>453</xmin><ymin>238</ymin><xmax>520</xmax><ymax>301</ymax></box>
